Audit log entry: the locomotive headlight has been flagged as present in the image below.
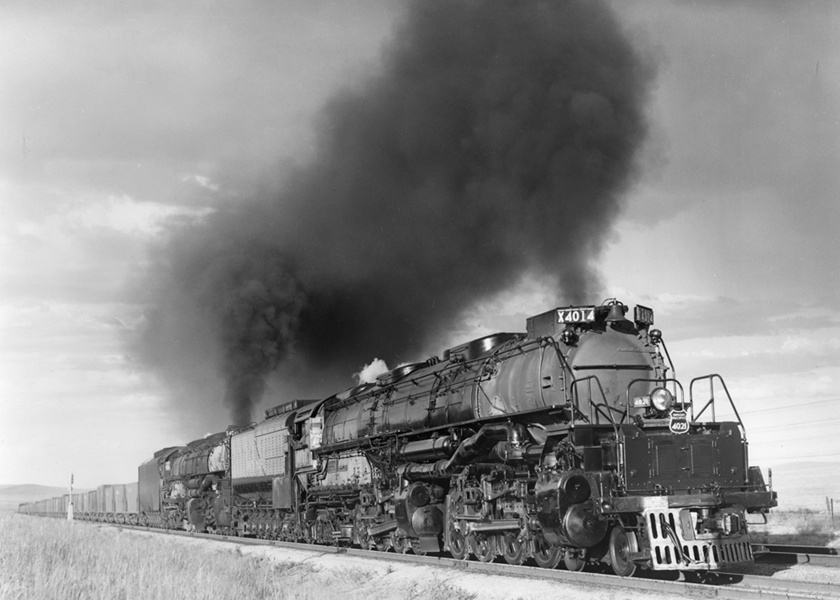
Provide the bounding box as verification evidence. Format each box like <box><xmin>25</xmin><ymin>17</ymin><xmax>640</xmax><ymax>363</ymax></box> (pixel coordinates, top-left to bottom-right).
<box><xmin>560</xmin><ymin>328</ymin><xmax>578</xmax><ymax>345</ymax></box>
<box><xmin>650</xmin><ymin>387</ymin><xmax>674</xmax><ymax>412</ymax></box>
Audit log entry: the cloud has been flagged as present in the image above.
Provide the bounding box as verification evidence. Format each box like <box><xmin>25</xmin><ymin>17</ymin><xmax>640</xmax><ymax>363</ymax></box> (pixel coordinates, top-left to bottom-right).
<box><xmin>1</xmin><ymin>1</ymin><xmax>399</xmax><ymax>205</ymax></box>
<box><xmin>0</xmin><ymin>183</ymin><xmax>210</xmax><ymax>304</ymax></box>
<box><xmin>29</xmin><ymin>194</ymin><xmax>211</xmax><ymax>238</ymax></box>
<box><xmin>0</xmin><ymin>300</ymin><xmax>182</xmax><ymax>486</ymax></box>
<box><xmin>620</xmin><ymin>1</ymin><xmax>840</xmax><ymax>194</ymax></box>
<box><xmin>608</xmin><ymin>2</ymin><xmax>840</xmax><ymax>307</ymax></box>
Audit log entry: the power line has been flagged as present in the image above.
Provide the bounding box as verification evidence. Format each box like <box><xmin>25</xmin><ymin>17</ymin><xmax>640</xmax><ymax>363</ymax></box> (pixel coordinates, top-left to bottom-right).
<box><xmin>747</xmin><ymin>417</ymin><xmax>840</xmax><ymax>432</ymax></box>
<box><xmin>749</xmin><ymin>436</ymin><xmax>840</xmax><ymax>444</ymax></box>
<box><xmin>739</xmin><ymin>398</ymin><xmax>839</xmax><ymax>414</ymax></box>
<box><xmin>755</xmin><ymin>452</ymin><xmax>840</xmax><ymax>461</ymax></box>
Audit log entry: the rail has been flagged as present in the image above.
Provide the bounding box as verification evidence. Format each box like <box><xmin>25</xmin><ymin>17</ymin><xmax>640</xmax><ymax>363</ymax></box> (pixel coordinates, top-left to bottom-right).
<box><xmin>546</xmin><ymin>337</ymin><xmax>622</xmax><ymax>437</ymax></box>
<box><xmin>752</xmin><ymin>543</ymin><xmax>840</xmax><ymax>568</ymax></box>
<box><xmin>567</xmin><ymin>376</ymin><xmax>620</xmax><ymax>437</ymax></box>
<box><xmin>658</xmin><ymin>336</ymin><xmax>676</xmax><ymax>380</ymax></box>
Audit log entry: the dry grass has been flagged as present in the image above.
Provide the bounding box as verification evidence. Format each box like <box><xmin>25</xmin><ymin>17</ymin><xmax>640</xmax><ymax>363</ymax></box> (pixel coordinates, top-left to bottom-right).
<box><xmin>0</xmin><ymin>514</ymin><xmax>308</xmax><ymax>600</ymax></box>
<box><xmin>749</xmin><ymin>510</ymin><xmax>840</xmax><ymax>546</ymax></box>
<box><xmin>0</xmin><ymin>514</ymin><xmax>476</xmax><ymax>600</ymax></box>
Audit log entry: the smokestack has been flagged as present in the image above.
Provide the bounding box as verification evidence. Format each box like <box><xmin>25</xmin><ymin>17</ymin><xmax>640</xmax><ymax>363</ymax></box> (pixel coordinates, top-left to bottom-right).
<box><xmin>138</xmin><ymin>0</ymin><xmax>655</xmax><ymax>426</ymax></box>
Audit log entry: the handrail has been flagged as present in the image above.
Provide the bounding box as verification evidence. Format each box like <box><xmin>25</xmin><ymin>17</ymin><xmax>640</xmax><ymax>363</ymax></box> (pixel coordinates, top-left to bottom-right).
<box><xmin>568</xmin><ymin>376</ymin><xmax>620</xmax><ymax>438</ymax></box>
<box><xmin>545</xmin><ymin>336</ymin><xmax>663</xmax><ymax>439</ymax></box>
<box><xmin>545</xmin><ymin>337</ymin><xmax>620</xmax><ymax>437</ymax></box>
<box><xmin>659</xmin><ymin>337</ymin><xmax>676</xmax><ymax>380</ymax></box>
<box><xmin>544</xmin><ymin>336</ymin><xmax>579</xmax><ymax>392</ymax></box>
<box><xmin>689</xmin><ymin>374</ymin><xmax>746</xmax><ymax>435</ymax></box>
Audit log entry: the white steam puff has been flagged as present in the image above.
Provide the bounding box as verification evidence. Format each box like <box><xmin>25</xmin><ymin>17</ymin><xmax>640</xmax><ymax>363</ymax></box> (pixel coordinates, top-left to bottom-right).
<box><xmin>355</xmin><ymin>358</ymin><xmax>390</xmax><ymax>385</ymax></box>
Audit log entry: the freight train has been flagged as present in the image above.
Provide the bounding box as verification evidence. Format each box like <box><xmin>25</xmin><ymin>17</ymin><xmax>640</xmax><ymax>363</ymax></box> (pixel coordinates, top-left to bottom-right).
<box><xmin>21</xmin><ymin>299</ymin><xmax>777</xmax><ymax>576</ymax></box>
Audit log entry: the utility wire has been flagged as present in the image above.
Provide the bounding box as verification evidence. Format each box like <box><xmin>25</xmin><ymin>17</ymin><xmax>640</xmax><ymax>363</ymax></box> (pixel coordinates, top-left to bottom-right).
<box><xmin>756</xmin><ymin>452</ymin><xmax>840</xmax><ymax>460</ymax></box>
<box><xmin>739</xmin><ymin>398</ymin><xmax>838</xmax><ymax>414</ymax></box>
<box><xmin>747</xmin><ymin>417</ymin><xmax>840</xmax><ymax>432</ymax></box>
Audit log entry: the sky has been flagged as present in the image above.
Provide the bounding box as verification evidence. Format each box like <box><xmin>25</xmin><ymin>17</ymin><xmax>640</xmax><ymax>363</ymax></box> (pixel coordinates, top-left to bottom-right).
<box><xmin>1</xmin><ymin>0</ymin><xmax>839</xmax><ymax>493</ymax></box>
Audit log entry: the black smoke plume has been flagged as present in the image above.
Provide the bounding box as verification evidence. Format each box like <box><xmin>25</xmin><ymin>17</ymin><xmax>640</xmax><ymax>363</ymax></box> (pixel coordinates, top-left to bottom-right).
<box><xmin>138</xmin><ymin>0</ymin><xmax>654</xmax><ymax>426</ymax></box>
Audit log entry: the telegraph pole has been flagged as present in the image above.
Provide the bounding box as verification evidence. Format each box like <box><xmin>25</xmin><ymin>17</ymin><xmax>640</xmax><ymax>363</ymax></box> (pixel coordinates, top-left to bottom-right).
<box><xmin>67</xmin><ymin>473</ymin><xmax>74</xmax><ymax>521</ymax></box>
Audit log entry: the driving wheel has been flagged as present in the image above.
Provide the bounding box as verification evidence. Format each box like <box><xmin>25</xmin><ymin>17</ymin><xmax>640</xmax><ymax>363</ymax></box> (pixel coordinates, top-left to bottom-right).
<box><xmin>390</xmin><ymin>530</ymin><xmax>410</xmax><ymax>554</ymax></box>
<box><xmin>609</xmin><ymin>526</ymin><xmax>639</xmax><ymax>577</ymax></box>
<box><xmin>500</xmin><ymin>532</ymin><xmax>527</xmax><ymax>565</ymax></box>
<box><xmin>563</xmin><ymin>548</ymin><xmax>587</xmax><ymax>572</ymax></box>
<box><xmin>445</xmin><ymin>492</ymin><xmax>469</xmax><ymax>560</ymax></box>
<box><xmin>533</xmin><ymin>535</ymin><xmax>563</xmax><ymax>569</ymax></box>
<box><xmin>469</xmin><ymin>532</ymin><xmax>497</xmax><ymax>563</ymax></box>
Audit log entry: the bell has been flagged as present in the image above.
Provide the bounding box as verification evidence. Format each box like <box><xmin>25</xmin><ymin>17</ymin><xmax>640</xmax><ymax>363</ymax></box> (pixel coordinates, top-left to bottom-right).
<box><xmin>605</xmin><ymin>302</ymin><xmax>627</xmax><ymax>322</ymax></box>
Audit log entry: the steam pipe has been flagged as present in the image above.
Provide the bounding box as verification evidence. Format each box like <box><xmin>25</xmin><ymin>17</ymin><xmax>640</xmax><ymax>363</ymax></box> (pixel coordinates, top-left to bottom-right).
<box><xmin>442</xmin><ymin>424</ymin><xmax>509</xmax><ymax>472</ymax></box>
<box><xmin>398</xmin><ymin>424</ymin><xmax>536</xmax><ymax>481</ymax></box>
<box><xmin>199</xmin><ymin>475</ymin><xmax>219</xmax><ymax>493</ymax></box>
<box><xmin>398</xmin><ymin>436</ymin><xmax>454</xmax><ymax>460</ymax></box>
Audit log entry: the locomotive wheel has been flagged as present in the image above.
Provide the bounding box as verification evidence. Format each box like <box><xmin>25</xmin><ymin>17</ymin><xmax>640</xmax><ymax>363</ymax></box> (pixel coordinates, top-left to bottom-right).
<box><xmin>609</xmin><ymin>526</ymin><xmax>638</xmax><ymax>577</ymax></box>
<box><xmin>469</xmin><ymin>533</ymin><xmax>497</xmax><ymax>563</ymax></box>
<box><xmin>355</xmin><ymin>515</ymin><xmax>371</xmax><ymax>549</ymax></box>
<box><xmin>390</xmin><ymin>531</ymin><xmax>410</xmax><ymax>554</ymax></box>
<box><xmin>187</xmin><ymin>499</ymin><xmax>206</xmax><ymax>532</ymax></box>
<box><xmin>254</xmin><ymin>512</ymin><xmax>265</xmax><ymax>539</ymax></box>
<box><xmin>410</xmin><ymin>539</ymin><xmax>427</xmax><ymax>556</ymax></box>
<box><xmin>204</xmin><ymin>506</ymin><xmax>217</xmax><ymax>533</ymax></box>
<box><xmin>446</xmin><ymin>493</ymin><xmax>469</xmax><ymax>560</ymax></box>
<box><xmin>533</xmin><ymin>535</ymin><xmax>563</xmax><ymax>569</ymax></box>
<box><xmin>563</xmin><ymin>548</ymin><xmax>587</xmax><ymax>572</ymax></box>
<box><xmin>266</xmin><ymin>519</ymin><xmax>278</xmax><ymax>541</ymax></box>
<box><xmin>500</xmin><ymin>532</ymin><xmax>527</xmax><ymax>566</ymax></box>
<box><xmin>261</xmin><ymin>510</ymin><xmax>271</xmax><ymax>539</ymax></box>
<box><xmin>372</xmin><ymin>536</ymin><xmax>391</xmax><ymax>552</ymax></box>
<box><xmin>448</xmin><ymin>524</ymin><xmax>469</xmax><ymax>560</ymax></box>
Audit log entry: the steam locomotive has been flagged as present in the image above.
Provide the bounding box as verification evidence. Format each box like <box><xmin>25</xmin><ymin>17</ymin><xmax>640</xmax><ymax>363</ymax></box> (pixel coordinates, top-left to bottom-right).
<box><xmin>23</xmin><ymin>299</ymin><xmax>776</xmax><ymax>576</ymax></box>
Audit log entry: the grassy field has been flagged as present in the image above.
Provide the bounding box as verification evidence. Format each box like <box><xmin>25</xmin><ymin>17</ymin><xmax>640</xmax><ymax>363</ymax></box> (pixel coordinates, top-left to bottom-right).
<box><xmin>2</xmin><ymin>510</ymin><xmax>836</xmax><ymax>600</ymax></box>
<box><xmin>0</xmin><ymin>514</ymin><xmax>475</xmax><ymax>600</ymax></box>
<box><xmin>749</xmin><ymin>509</ymin><xmax>840</xmax><ymax>546</ymax></box>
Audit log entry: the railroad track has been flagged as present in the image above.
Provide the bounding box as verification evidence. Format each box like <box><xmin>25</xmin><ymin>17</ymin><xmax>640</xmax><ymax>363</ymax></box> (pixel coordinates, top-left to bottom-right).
<box><xmin>752</xmin><ymin>543</ymin><xmax>840</xmax><ymax>568</ymax></box>
<box><xmin>98</xmin><ymin>522</ymin><xmax>837</xmax><ymax>600</ymax></box>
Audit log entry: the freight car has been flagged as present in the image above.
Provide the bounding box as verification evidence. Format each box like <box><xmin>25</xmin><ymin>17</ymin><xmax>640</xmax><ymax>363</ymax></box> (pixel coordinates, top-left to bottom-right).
<box><xmin>22</xmin><ymin>300</ymin><xmax>777</xmax><ymax>577</ymax></box>
<box><xmin>19</xmin><ymin>484</ymin><xmax>138</xmax><ymax>523</ymax></box>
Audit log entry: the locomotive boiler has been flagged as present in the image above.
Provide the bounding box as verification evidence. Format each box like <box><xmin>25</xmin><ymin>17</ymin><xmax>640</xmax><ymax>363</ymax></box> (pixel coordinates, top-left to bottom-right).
<box><xmin>28</xmin><ymin>299</ymin><xmax>776</xmax><ymax>577</ymax></box>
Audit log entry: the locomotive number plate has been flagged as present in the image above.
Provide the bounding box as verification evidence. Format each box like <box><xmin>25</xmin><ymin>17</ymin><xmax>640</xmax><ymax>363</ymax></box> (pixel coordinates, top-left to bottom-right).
<box><xmin>557</xmin><ymin>306</ymin><xmax>595</xmax><ymax>323</ymax></box>
<box><xmin>669</xmin><ymin>410</ymin><xmax>689</xmax><ymax>434</ymax></box>
<box><xmin>634</xmin><ymin>305</ymin><xmax>654</xmax><ymax>325</ymax></box>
